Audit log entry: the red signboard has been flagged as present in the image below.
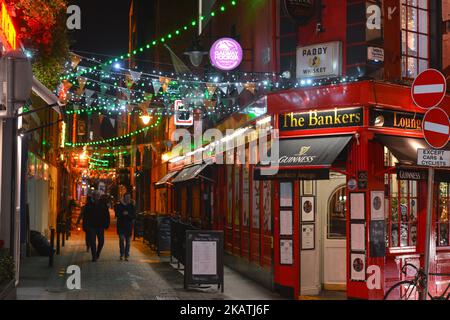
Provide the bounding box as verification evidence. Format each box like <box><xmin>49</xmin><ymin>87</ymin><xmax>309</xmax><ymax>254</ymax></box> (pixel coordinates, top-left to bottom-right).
<box><xmin>422</xmin><ymin>107</ymin><xmax>450</xmax><ymax>149</ymax></box>
<box><xmin>0</xmin><ymin>1</ymin><xmax>17</xmax><ymax>50</ymax></box>
<box><xmin>412</xmin><ymin>69</ymin><xmax>447</xmax><ymax>110</ymax></box>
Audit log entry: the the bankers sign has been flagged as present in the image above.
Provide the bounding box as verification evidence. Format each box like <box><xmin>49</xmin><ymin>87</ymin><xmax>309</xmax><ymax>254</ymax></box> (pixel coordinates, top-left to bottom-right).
<box><xmin>296</xmin><ymin>41</ymin><xmax>342</xmax><ymax>79</ymax></box>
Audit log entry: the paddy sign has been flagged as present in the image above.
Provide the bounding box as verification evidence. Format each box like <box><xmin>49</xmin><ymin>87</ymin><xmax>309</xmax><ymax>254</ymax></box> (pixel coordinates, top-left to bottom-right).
<box><xmin>296</xmin><ymin>41</ymin><xmax>342</xmax><ymax>79</ymax></box>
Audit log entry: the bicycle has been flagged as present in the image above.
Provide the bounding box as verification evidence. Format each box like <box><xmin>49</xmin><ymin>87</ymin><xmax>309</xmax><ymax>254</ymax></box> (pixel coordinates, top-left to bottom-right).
<box><xmin>384</xmin><ymin>263</ymin><xmax>450</xmax><ymax>300</ymax></box>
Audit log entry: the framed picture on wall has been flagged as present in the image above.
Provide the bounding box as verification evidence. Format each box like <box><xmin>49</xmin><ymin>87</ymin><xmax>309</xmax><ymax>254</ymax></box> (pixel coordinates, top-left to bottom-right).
<box><xmin>280</xmin><ymin>239</ymin><xmax>293</xmax><ymax>265</ymax></box>
<box><xmin>303</xmin><ymin>180</ymin><xmax>314</xmax><ymax>195</ymax></box>
<box><xmin>301</xmin><ymin>224</ymin><xmax>315</xmax><ymax>250</ymax></box>
<box><xmin>301</xmin><ymin>196</ymin><xmax>315</xmax><ymax>222</ymax></box>
<box><xmin>350</xmin><ymin>253</ymin><xmax>366</xmax><ymax>281</ymax></box>
<box><xmin>370</xmin><ymin>191</ymin><xmax>385</xmax><ymax>221</ymax></box>
<box><xmin>350</xmin><ymin>192</ymin><xmax>366</xmax><ymax>220</ymax></box>
<box><xmin>280</xmin><ymin>210</ymin><xmax>293</xmax><ymax>236</ymax></box>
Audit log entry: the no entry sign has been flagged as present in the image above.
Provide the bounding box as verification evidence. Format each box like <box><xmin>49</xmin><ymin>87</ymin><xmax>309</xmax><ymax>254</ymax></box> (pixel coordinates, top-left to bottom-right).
<box><xmin>422</xmin><ymin>107</ymin><xmax>450</xmax><ymax>149</ymax></box>
<box><xmin>412</xmin><ymin>69</ymin><xmax>447</xmax><ymax>109</ymax></box>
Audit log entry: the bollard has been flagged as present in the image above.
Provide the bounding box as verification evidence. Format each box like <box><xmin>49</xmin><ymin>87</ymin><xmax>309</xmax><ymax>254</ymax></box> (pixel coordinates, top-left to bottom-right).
<box><xmin>49</xmin><ymin>228</ymin><xmax>55</xmax><ymax>267</ymax></box>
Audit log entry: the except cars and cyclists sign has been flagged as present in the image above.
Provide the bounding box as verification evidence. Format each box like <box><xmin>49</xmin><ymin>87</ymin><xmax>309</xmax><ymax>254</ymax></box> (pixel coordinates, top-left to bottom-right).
<box><xmin>412</xmin><ymin>69</ymin><xmax>447</xmax><ymax>110</ymax></box>
<box><xmin>422</xmin><ymin>107</ymin><xmax>450</xmax><ymax>149</ymax></box>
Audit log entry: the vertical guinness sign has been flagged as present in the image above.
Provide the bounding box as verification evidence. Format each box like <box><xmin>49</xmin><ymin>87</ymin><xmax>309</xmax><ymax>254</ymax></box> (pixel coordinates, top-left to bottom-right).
<box><xmin>284</xmin><ymin>0</ymin><xmax>316</xmax><ymax>25</ymax></box>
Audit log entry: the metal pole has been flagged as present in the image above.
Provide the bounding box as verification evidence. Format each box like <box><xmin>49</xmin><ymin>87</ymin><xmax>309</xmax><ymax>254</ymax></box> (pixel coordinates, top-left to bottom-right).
<box><xmin>422</xmin><ymin>167</ymin><xmax>434</xmax><ymax>300</ymax></box>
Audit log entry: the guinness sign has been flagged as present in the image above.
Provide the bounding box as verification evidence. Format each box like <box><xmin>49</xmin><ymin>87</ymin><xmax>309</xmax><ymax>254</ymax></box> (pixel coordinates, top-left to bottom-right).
<box><xmin>284</xmin><ymin>0</ymin><xmax>316</xmax><ymax>25</ymax></box>
<box><xmin>397</xmin><ymin>168</ymin><xmax>427</xmax><ymax>181</ymax></box>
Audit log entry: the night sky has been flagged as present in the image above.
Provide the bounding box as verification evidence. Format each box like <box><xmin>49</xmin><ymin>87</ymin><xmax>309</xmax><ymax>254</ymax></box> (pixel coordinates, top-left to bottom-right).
<box><xmin>68</xmin><ymin>0</ymin><xmax>131</xmax><ymax>59</ymax></box>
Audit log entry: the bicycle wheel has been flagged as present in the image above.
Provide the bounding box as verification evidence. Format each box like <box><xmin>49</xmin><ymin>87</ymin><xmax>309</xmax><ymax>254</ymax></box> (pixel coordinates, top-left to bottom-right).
<box><xmin>384</xmin><ymin>281</ymin><xmax>420</xmax><ymax>300</ymax></box>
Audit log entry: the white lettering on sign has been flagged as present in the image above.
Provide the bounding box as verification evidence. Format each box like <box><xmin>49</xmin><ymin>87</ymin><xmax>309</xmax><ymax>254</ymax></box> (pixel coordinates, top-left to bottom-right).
<box><xmin>417</xmin><ymin>149</ymin><xmax>450</xmax><ymax>167</ymax></box>
<box><xmin>367</xmin><ymin>265</ymin><xmax>382</xmax><ymax>290</ymax></box>
<box><xmin>366</xmin><ymin>5</ymin><xmax>381</xmax><ymax>30</ymax></box>
<box><xmin>388</xmin><ymin>6</ymin><xmax>397</xmax><ymax>20</ymax></box>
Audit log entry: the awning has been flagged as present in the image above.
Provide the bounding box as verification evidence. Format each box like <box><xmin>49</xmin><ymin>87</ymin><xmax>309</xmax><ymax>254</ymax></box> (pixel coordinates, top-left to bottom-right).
<box><xmin>32</xmin><ymin>76</ymin><xmax>63</xmax><ymax>115</ymax></box>
<box><xmin>255</xmin><ymin>135</ymin><xmax>352</xmax><ymax>180</ymax></box>
<box><xmin>155</xmin><ymin>171</ymin><xmax>179</xmax><ymax>188</ymax></box>
<box><xmin>375</xmin><ymin>135</ymin><xmax>448</xmax><ymax>164</ymax></box>
<box><xmin>172</xmin><ymin>163</ymin><xmax>210</xmax><ymax>183</ymax></box>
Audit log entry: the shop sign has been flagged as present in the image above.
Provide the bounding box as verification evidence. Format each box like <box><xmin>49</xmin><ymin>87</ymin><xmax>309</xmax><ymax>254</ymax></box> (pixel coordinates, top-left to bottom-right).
<box><xmin>296</xmin><ymin>41</ymin><xmax>342</xmax><ymax>79</ymax></box>
<box><xmin>210</xmin><ymin>38</ymin><xmax>243</xmax><ymax>71</ymax></box>
<box><xmin>0</xmin><ymin>2</ymin><xmax>17</xmax><ymax>51</ymax></box>
<box><xmin>284</xmin><ymin>0</ymin><xmax>316</xmax><ymax>25</ymax></box>
<box><xmin>397</xmin><ymin>168</ymin><xmax>428</xmax><ymax>181</ymax></box>
<box><xmin>370</xmin><ymin>108</ymin><xmax>423</xmax><ymax>131</ymax></box>
<box><xmin>280</xmin><ymin>107</ymin><xmax>363</xmax><ymax>131</ymax></box>
<box><xmin>368</xmin><ymin>47</ymin><xmax>384</xmax><ymax>62</ymax></box>
<box><xmin>417</xmin><ymin>149</ymin><xmax>450</xmax><ymax>167</ymax></box>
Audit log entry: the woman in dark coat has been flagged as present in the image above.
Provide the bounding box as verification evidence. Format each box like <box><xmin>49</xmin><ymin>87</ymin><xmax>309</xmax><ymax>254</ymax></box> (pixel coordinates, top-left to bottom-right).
<box><xmin>115</xmin><ymin>193</ymin><xmax>136</xmax><ymax>261</ymax></box>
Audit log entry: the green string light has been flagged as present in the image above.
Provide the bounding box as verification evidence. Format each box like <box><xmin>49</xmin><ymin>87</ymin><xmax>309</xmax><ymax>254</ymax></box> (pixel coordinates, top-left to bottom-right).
<box><xmin>65</xmin><ymin>116</ymin><xmax>162</xmax><ymax>148</ymax></box>
<box><xmin>61</xmin><ymin>0</ymin><xmax>238</xmax><ymax>81</ymax></box>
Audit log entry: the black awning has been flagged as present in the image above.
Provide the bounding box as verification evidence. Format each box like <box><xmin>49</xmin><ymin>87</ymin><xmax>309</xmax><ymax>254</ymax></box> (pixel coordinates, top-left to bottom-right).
<box><xmin>376</xmin><ymin>136</ymin><xmax>433</xmax><ymax>164</ymax></box>
<box><xmin>155</xmin><ymin>171</ymin><xmax>179</xmax><ymax>188</ymax></box>
<box><xmin>172</xmin><ymin>164</ymin><xmax>209</xmax><ymax>183</ymax></box>
<box><xmin>263</xmin><ymin>135</ymin><xmax>353</xmax><ymax>168</ymax></box>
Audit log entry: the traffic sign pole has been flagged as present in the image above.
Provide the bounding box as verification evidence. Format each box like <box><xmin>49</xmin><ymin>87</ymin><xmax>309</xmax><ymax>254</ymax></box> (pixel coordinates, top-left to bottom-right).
<box><xmin>421</xmin><ymin>167</ymin><xmax>434</xmax><ymax>300</ymax></box>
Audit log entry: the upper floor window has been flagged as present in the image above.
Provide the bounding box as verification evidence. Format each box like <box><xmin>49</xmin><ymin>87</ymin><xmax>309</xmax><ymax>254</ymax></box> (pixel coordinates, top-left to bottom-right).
<box><xmin>401</xmin><ymin>0</ymin><xmax>429</xmax><ymax>78</ymax></box>
<box><xmin>437</xmin><ymin>182</ymin><xmax>450</xmax><ymax>247</ymax></box>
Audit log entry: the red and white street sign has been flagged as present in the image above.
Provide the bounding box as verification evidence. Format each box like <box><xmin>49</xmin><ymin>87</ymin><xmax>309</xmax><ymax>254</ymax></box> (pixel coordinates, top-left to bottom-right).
<box><xmin>422</xmin><ymin>107</ymin><xmax>450</xmax><ymax>149</ymax></box>
<box><xmin>412</xmin><ymin>69</ymin><xmax>447</xmax><ymax>109</ymax></box>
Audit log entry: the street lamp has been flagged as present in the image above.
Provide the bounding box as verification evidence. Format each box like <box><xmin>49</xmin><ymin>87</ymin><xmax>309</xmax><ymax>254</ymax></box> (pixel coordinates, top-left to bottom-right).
<box><xmin>140</xmin><ymin>114</ymin><xmax>152</xmax><ymax>125</ymax></box>
<box><xmin>184</xmin><ymin>38</ymin><xmax>208</xmax><ymax>67</ymax></box>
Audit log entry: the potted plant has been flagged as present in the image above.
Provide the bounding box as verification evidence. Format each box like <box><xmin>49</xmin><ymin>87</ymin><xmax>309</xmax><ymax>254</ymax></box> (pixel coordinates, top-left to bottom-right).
<box><xmin>0</xmin><ymin>240</ymin><xmax>16</xmax><ymax>300</ymax></box>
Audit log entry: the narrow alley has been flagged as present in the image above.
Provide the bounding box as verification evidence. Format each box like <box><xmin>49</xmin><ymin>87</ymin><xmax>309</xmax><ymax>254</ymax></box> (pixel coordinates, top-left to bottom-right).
<box><xmin>17</xmin><ymin>211</ymin><xmax>283</xmax><ymax>301</ymax></box>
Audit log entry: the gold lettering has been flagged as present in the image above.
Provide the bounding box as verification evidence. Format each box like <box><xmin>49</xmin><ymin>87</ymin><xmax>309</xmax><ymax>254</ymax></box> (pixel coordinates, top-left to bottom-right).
<box><xmin>342</xmin><ymin>114</ymin><xmax>349</xmax><ymax>123</ymax></box>
<box><xmin>309</xmin><ymin>111</ymin><xmax>318</xmax><ymax>126</ymax></box>
<box><xmin>290</xmin><ymin>113</ymin><xmax>299</xmax><ymax>128</ymax></box>
<box><xmin>325</xmin><ymin>115</ymin><xmax>333</xmax><ymax>125</ymax></box>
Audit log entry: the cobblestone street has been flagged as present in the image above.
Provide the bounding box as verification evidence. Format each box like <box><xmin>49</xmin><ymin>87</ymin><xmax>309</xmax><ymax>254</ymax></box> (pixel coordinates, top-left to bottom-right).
<box><xmin>17</xmin><ymin>214</ymin><xmax>283</xmax><ymax>301</ymax></box>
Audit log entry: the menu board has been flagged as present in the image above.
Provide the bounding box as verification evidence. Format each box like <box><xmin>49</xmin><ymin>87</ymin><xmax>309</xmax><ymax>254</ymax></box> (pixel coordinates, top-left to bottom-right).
<box><xmin>192</xmin><ymin>241</ymin><xmax>217</xmax><ymax>275</ymax></box>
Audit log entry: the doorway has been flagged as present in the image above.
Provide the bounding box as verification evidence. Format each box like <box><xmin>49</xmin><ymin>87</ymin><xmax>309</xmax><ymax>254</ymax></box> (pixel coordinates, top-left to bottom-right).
<box><xmin>300</xmin><ymin>174</ymin><xmax>347</xmax><ymax>296</ymax></box>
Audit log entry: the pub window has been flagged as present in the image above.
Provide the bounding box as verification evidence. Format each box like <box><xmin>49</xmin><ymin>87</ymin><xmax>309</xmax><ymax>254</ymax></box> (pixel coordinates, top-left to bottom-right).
<box><xmin>227</xmin><ymin>165</ymin><xmax>233</xmax><ymax>225</ymax></box>
<box><xmin>437</xmin><ymin>183</ymin><xmax>450</xmax><ymax>247</ymax></box>
<box><xmin>385</xmin><ymin>149</ymin><xmax>419</xmax><ymax>248</ymax></box>
<box><xmin>401</xmin><ymin>0</ymin><xmax>429</xmax><ymax>78</ymax></box>
<box><xmin>328</xmin><ymin>186</ymin><xmax>347</xmax><ymax>239</ymax></box>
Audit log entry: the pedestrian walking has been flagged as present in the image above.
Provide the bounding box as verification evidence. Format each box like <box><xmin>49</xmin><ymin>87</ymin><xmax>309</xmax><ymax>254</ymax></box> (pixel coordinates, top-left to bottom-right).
<box><xmin>85</xmin><ymin>193</ymin><xmax>110</xmax><ymax>262</ymax></box>
<box><xmin>77</xmin><ymin>195</ymin><xmax>94</xmax><ymax>252</ymax></box>
<box><xmin>115</xmin><ymin>193</ymin><xmax>136</xmax><ymax>261</ymax></box>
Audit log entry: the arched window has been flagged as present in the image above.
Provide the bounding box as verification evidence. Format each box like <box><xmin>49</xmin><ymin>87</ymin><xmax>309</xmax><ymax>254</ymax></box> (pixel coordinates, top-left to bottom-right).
<box><xmin>328</xmin><ymin>186</ymin><xmax>347</xmax><ymax>239</ymax></box>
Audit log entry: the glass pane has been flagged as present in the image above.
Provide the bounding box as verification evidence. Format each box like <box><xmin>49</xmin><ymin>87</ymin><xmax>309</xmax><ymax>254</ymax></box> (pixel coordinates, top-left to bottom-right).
<box><xmin>408</xmin><ymin>0</ymin><xmax>417</xmax><ymax>6</ymax></box>
<box><xmin>418</xmin><ymin>59</ymin><xmax>428</xmax><ymax>74</ymax></box>
<box><xmin>407</xmin><ymin>57</ymin><xmax>418</xmax><ymax>78</ymax></box>
<box><xmin>410</xmin><ymin>224</ymin><xmax>418</xmax><ymax>246</ymax></box>
<box><xmin>401</xmin><ymin>5</ymin><xmax>407</xmax><ymax>29</ymax></box>
<box><xmin>400</xmin><ymin>198</ymin><xmax>408</xmax><ymax>222</ymax></box>
<box><xmin>439</xmin><ymin>224</ymin><xmax>449</xmax><ymax>247</ymax></box>
<box><xmin>400</xmin><ymin>181</ymin><xmax>408</xmax><ymax>196</ymax></box>
<box><xmin>401</xmin><ymin>223</ymin><xmax>409</xmax><ymax>246</ymax></box>
<box><xmin>407</xmin><ymin>7</ymin><xmax>418</xmax><ymax>32</ymax></box>
<box><xmin>402</xmin><ymin>30</ymin><xmax>407</xmax><ymax>54</ymax></box>
<box><xmin>407</xmin><ymin>32</ymin><xmax>418</xmax><ymax>55</ymax></box>
<box><xmin>392</xmin><ymin>224</ymin><xmax>399</xmax><ymax>247</ymax></box>
<box><xmin>263</xmin><ymin>181</ymin><xmax>272</xmax><ymax>232</ymax></box>
<box><xmin>410</xmin><ymin>181</ymin><xmax>418</xmax><ymax>197</ymax></box>
<box><xmin>402</xmin><ymin>56</ymin><xmax>408</xmax><ymax>77</ymax></box>
<box><xmin>227</xmin><ymin>166</ymin><xmax>233</xmax><ymax>224</ymax></box>
<box><xmin>392</xmin><ymin>197</ymin><xmax>399</xmax><ymax>222</ymax></box>
<box><xmin>328</xmin><ymin>186</ymin><xmax>347</xmax><ymax>239</ymax></box>
<box><xmin>418</xmin><ymin>34</ymin><xmax>428</xmax><ymax>58</ymax></box>
<box><xmin>252</xmin><ymin>181</ymin><xmax>260</xmax><ymax>229</ymax></box>
<box><xmin>418</xmin><ymin>9</ymin><xmax>428</xmax><ymax>33</ymax></box>
<box><xmin>243</xmin><ymin>166</ymin><xmax>250</xmax><ymax>227</ymax></box>
<box><xmin>410</xmin><ymin>199</ymin><xmax>418</xmax><ymax>221</ymax></box>
<box><xmin>418</xmin><ymin>0</ymin><xmax>427</xmax><ymax>9</ymax></box>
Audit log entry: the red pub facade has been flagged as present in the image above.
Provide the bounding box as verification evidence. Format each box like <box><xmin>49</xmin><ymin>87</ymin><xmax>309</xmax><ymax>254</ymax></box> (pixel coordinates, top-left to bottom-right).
<box><xmin>152</xmin><ymin>0</ymin><xmax>450</xmax><ymax>299</ymax></box>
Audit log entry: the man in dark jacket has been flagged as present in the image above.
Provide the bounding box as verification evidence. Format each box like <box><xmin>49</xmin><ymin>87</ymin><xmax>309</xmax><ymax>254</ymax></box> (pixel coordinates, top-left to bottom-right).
<box><xmin>85</xmin><ymin>193</ymin><xmax>110</xmax><ymax>262</ymax></box>
<box><xmin>115</xmin><ymin>193</ymin><xmax>136</xmax><ymax>261</ymax></box>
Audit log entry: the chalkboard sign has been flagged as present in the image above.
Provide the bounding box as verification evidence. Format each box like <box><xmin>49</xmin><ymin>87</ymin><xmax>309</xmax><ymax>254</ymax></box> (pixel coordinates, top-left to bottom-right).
<box><xmin>157</xmin><ymin>216</ymin><xmax>171</xmax><ymax>255</ymax></box>
<box><xmin>185</xmin><ymin>231</ymin><xmax>224</xmax><ymax>292</ymax></box>
<box><xmin>370</xmin><ymin>221</ymin><xmax>386</xmax><ymax>258</ymax></box>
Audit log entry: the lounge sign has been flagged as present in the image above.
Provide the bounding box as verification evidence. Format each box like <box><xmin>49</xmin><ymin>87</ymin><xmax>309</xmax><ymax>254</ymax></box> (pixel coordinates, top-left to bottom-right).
<box><xmin>296</xmin><ymin>41</ymin><xmax>342</xmax><ymax>79</ymax></box>
<box><xmin>280</xmin><ymin>108</ymin><xmax>363</xmax><ymax>131</ymax></box>
<box><xmin>370</xmin><ymin>108</ymin><xmax>423</xmax><ymax>130</ymax></box>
